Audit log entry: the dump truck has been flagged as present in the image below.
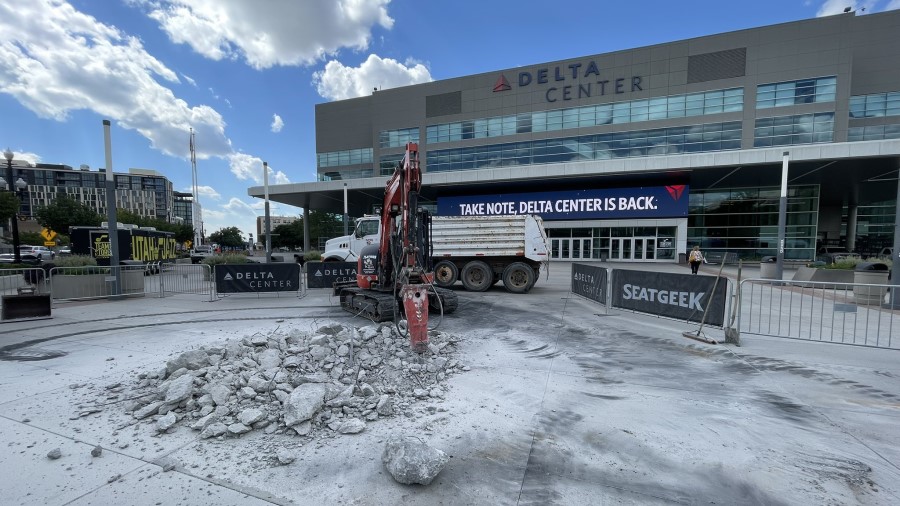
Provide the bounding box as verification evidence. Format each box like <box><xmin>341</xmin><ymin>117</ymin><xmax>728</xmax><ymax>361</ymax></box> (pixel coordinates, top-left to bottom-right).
<box><xmin>70</xmin><ymin>224</ymin><xmax>178</xmax><ymax>268</ymax></box>
<box><xmin>324</xmin><ymin>213</ymin><xmax>550</xmax><ymax>293</ymax></box>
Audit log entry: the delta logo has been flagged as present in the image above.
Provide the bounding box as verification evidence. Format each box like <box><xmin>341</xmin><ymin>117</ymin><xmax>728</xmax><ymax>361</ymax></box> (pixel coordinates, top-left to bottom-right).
<box><xmin>493</xmin><ymin>75</ymin><xmax>511</xmax><ymax>92</ymax></box>
<box><xmin>665</xmin><ymin>185</ymin><xmax>686</xmax><ymax>201</ymax></box>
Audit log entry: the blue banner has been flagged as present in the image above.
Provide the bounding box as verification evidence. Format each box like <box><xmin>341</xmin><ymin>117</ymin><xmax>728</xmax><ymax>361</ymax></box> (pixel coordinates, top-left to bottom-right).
<box><xmin>437</xmin><ymin>185</ymin><xmax>688</xmax><ymax>220</ymax></box>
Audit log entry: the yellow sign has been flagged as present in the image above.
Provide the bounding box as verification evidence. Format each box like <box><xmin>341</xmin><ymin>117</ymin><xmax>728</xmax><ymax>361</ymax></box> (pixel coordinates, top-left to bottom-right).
<box><xmin>185</xmin><ymin>240</ymin><xmax>193</xmax><ymax>249</ymax></box>
<box><xmin>44</xmin><ymin>241</ymin><xmax>56</xmax><ymax>247</ymax></box>
<box><xmin>41</xmin><ymin>228</ymin><xmax>57</xmax><ymax>241</ymax></box>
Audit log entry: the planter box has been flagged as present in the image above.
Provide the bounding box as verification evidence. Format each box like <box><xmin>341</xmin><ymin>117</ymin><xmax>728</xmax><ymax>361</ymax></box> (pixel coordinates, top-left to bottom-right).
<box><xmin>791</xmin><ymin>266</ymin><xmax>854</xmax><ymax>288</ymax></box>
<box><xmin>51</xmin><ymin>270</ymin><xmax>145</xmax><ymax>300</ymax></box>
<box><xmin>853</xmin><ymin>270</ymin><xmax>889</xmax><ymax>305</ymax></box>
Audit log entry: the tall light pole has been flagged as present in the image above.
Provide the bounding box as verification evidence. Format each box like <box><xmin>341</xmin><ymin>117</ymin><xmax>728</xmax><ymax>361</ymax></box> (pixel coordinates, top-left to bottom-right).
<box><xmin>3</xmin><ymin>148</ymin><xmax>22</xmax><ymax>264</ymax></box>
<box><xmin>263</xmin><ymin>161</ymin><xmax>272</xmax><ymax>264</ymax></box>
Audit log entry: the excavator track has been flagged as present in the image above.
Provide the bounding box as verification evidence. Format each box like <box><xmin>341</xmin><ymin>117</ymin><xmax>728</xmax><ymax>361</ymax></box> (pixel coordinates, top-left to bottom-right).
<box><xmin>336</xmin><ymin>284</ymin><xmax>458</xmax><ymax>323</ymax></box>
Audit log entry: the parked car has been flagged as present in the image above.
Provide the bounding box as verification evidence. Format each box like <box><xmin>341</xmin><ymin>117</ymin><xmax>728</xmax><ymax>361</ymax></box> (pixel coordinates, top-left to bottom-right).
<box><xmin>19</xmin><ymin>245</ymin><xmax>55</xmax><ymax>261</ymax></box>
<box><xmin>0</xmin><ymin>253</ymin><xmax>42</xmax><ymax>265</ymax></box>
<box><xmin>816</xmin><ymin>246</ymin><xmax>860</xmax><ymax>264</ymax></box>
<box><xmin>58</xmin><ymin>247</ymin><xmax>72</xmax><ymax>256</ymax></box>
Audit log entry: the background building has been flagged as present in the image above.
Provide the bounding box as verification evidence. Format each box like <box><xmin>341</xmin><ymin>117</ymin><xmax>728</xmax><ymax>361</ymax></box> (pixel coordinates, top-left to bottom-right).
<box><xmin>256</xmin><ymin>215</ymin><xmax>299</xmax><ymax>239</ymax></box>
<box><xmin>2</xmin><ymin>158</ymin><xmax>192</xmax><ymax>238</ymax></box>
<box><xmin>250</xmin><ymin>10</ymin><xmax>900</xmax><ymax>262</ymax></box>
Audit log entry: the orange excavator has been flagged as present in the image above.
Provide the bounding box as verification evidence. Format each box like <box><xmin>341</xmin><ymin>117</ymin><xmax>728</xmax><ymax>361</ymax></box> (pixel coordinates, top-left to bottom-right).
<box><xmin>333</xmin><ymin>143</ymin><xmax>458</xmax><ymax>352</ymax></box>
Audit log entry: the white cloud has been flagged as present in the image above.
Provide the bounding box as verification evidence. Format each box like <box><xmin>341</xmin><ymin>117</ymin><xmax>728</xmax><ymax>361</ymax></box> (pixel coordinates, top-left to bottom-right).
<box><xmin>271</xmin><ymin>113</ymin><xmax>284</xmax><ymax>133</ymax></box>
<box><xmin>227</xmin><ymin>153</ymin><xmax>291</xmax><ymax>185</ymax></box>
<box><xmin>140</xmin><ymin>0</ymin><xmax>394</xmax><ymax>70</ymax></box>
<box><xmin>313</xmin><ymin>54</ymin><xmax>432</xmax><ymax>100</ymax></box>
<box><xmin>180</xmin><ymin>73</ymin><xmax>196</xmax><ymax>86</ymax></box>
<box><xmin>182</xmin><ymin>185</ymin><xmax>221</xmax><ymax>200</ymax></box>
<box><xmin>0</xmin><ymin>0</ymin><xmax>232</xmax><ymax>159</ymax></box>
<box><xmin>5</xmin><ymin>150</ymin><xmax>41</xmax><ymax>166</ymax></box>
<box><xmin>887</xmin><ymin>0</ymin><xmax>900</xmax><ymax>9</ymax></box>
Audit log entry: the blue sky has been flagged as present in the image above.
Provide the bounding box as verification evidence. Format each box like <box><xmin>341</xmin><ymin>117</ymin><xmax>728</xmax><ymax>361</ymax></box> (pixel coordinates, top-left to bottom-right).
<box><xmin>1</xmin><ymin>0</ymin><xmax>898</xmax><ymax>240</ymax></box>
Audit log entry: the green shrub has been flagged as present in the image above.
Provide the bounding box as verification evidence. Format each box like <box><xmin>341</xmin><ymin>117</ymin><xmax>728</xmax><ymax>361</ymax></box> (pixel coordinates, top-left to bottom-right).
<box><xmin>51</xmin><ymin>255</ymin><xmax>98</xmax><ymax>267</ymax></box>
<box><xmin>201</xmin><ymin>253</ymin><xmax>251</xmax><ymax>266</ymax></box>
<box><xmin>304</xmin><ymin>250</ymin><xmax>323</xmax><ymax>261</ymax></box>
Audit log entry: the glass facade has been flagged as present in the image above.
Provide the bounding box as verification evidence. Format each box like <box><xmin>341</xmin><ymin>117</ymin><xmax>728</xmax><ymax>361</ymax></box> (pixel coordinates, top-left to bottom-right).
<box><xmin>426</xmin><ymin>88</ymin><xmax>743</xmax><ymax>144</ymax></box>
<box><xmin>849</xmin><ymin>91</ymin><xmax>900</xmax><ymax>118</ymax></box>
<box><xmin>756</xmin><ymin>76</ymin><xmax>836</xmax><ymax>109</ymax></box>
<box><xmin>753</xmin><ymin>113</ymin><xmax>834</xmax><ymax>147</ymax></box>
<box><xmin>688</xmin><ymin>185</ymin><xmax>819</xmax><ymax>260</ymax></box>
<box><xmin>379</xmin><ymin>127</ymin><xmax>419</xmax><ymax>149</ymax></box>
<box><xmin>547</xmin><ymin>226</ymin><xmax>677</xmax><ymax>261</ymax></box>
<box><xmin>853</xmin><ymin>199</ymin><xmax>895</xmax><ymax>256</ymax></box>
<box><xmin>427</xmin><ymin>121</ymin><xmax>742</xmax><ymax>173</ymax></box>
<box><xmin>848</xmin><ymin>124</ymin><xmax>900</xmax><ymax>141</ymax></box>
<box><xmin>316</xmin><ymin>148</ymin><xmax>373</xmax><ymax>169</ymax></box>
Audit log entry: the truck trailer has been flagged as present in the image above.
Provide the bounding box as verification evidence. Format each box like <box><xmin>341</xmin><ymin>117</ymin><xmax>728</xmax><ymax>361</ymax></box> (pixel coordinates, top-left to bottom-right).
<box><xmin>324</xmin><ymin>214</ymin><xmax>550</xmax><ymax>293</ymax></box>
<box><xmin>70</xmin><ymin>224</ymin><xmax>178</xmax><ymax>268</ymax></box>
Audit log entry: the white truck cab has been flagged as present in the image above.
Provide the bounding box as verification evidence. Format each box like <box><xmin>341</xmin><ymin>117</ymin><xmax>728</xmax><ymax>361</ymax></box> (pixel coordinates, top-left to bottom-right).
<box><xmin>323</xmin><ymin>216</ymin><xmax>380</xmax><ymax>262</ymax></box>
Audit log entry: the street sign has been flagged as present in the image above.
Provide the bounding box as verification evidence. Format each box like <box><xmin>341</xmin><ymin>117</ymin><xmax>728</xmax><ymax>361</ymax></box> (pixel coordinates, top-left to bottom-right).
<box><xmin>44</xmin><ymin>241</ymin><xmax>56</xmax><ymax>247</ymax></box>
<box><xmin>41</xmin><ymin>228</ymin><xmax>57</xmax><ymax>241</ymax></box>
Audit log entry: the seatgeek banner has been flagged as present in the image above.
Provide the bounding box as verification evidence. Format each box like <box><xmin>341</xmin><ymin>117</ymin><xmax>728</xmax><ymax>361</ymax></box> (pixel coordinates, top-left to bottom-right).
<box><xmin>610</xmin><ymin>269</ymin><xmax>727</xmax><ymax>326</ymax></box>
<box><xmin>437</xmin><ymin>185</ymin><xmax>688</xmax><ymax>220</ymax></box>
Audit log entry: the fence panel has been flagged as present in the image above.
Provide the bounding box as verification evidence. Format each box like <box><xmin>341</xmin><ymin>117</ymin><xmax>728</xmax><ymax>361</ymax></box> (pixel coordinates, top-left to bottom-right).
<box><xmin>160</xmin><ymin>263</ymin><xmax>214</xmax><ymax>301</ymax></box>
<box><xmin>738</xmin><ymin>279</ymin><xmax>899</xmax><ymax>349</ymax></box>
<box><xmin>49</xmin><ymin>265</ymin><xmax>150</xmax><ymax>302</ymax></box>
<box><xmin>0</xmin><ymin>267</ymin><xmax>51</xmax><ymax>296</ymax></box>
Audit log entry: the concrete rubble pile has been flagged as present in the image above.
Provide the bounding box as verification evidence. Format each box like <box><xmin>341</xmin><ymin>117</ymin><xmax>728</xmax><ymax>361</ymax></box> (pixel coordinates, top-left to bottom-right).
<box><xmin>122</xmin><ymin>323</ymin><xmax>468</xmax><ymax>440</ymax></box>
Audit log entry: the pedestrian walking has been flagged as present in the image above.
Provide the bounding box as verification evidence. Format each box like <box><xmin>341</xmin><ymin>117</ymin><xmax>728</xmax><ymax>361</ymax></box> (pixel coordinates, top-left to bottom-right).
<box><xmin>689</xmin><ymin>245</ymin><xmax>705</xmax><ymax>274</ymax></box>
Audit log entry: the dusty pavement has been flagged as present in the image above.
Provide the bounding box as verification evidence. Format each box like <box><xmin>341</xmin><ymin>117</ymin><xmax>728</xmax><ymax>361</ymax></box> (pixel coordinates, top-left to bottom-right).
<box><xmin>1</xmin><ymin>261</ymin><xmax>899</xmax><ymax>505</ymax></box>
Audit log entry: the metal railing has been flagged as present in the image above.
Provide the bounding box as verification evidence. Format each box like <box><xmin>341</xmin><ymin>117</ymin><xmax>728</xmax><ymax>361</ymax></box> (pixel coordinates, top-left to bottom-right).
<box><xmin>48</xmin><ymin>264</ymin><xmax>151</xmax><ymax>302</ymax></box>
<box><xmin>737</xmin><ymin>279</ymin><xmax>900</xmax><ymax>349</ymax></box>
<box><xmin>0</xmin><ymin>267</ymin><xmax>52</xmax><ymax>296</ymax></box>
<box><xmin>158</xmin><ymin>263</ymin><xmax>215</xmax><ymax>301</ymax></box>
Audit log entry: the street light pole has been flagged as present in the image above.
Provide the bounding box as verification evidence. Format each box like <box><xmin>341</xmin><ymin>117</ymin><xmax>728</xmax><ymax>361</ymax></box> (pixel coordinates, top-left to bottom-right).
<box><xmin>3</xmin><ymin>148</ymin><xmax>21</xmax><ymax>264</ymax></box>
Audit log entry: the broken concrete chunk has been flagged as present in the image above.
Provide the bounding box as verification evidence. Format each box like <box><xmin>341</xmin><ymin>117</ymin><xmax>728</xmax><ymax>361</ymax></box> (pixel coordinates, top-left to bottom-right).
<box><xmin>376</xmin><ymin>395</ymin><xmax>394</xmax><ymax>416</ymax></box>
<box><xmin>276</xmin><ymin>449</ymin><xmax>295</xmax><ymax>465</ymax></box>
<box><xmin>256</xmin><ymin>349</ymin><xmax>282</xmax><ymax>370</ymax></box>
<box><xmin>91</xmin><ymin>445</ymin><xmax>102</xmax><ymax>457</ymax></box>
<box><xmin>166</xmin><ymin>349</ymin><xmax>209</xmax><ymax>376</ymax></box>
<box><xmin>382</xmin><ymin>437</ymin><xmax>449</xmax><ymax>486</ymax></box>
<box><xmin>209</xmin><ymin>384</ymin><xmax>231</xmax><ymax>406</ymax></box>
<box><xmin>292</xmin><ymin>421</ymin><xmax>311</xmax><ymax>436</ymax></box>
<box><xmin>134</xmin><ymin>401</ymin><xmax>164</xmax><ymax>420</ymax></box>
<box><xmin>337</xmin><ymin>418</ymin><xmax>366</xmax><ymax>434</ymax></box>
<box><xmin>163</xmin><ymin>374</ymin><xmax>194</xmax><ymax>405</ymax></box>
<box><xmin>200</xmin><ymin>422</ymin><xmax>228</xmax><ymax>439</ymax></box>
<box><xmin>238</xmin><ymin>408</ymin><xmax>265</xmax><ymax>426</ymax></box>
<box><xmin>283</xmin><ymin>383</ymin><xmax>327</xmax><ymax>427</ymax></box>
<box><xmin>156</xmin><ymin>412</ymin><xmax>178</xmax><ymax>433</ymax></box>
<box><xmin>227</xmin><ymin>423</ymin><xmax>251</xmax><ymax>436</ymax></box>
<box><xmin>47</xmin><ymin>448</ymin><xmax>62</xmax><ymax>460</ymax></box>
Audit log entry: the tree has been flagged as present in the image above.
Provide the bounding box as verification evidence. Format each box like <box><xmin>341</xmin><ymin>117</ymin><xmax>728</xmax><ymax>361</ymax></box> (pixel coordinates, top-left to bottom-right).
<box><xmin>19</xmin><ymin>231</ymin><xmax>44</xmax><ymax>246</ymax></box>
<box><xmin>268</xmin><ymin>221</ymin><xmax>303</xmax><ymax>249</ymax></box>
<box><xmin>0</xmin><ymin>192</ymin><xmax>18</xmax><ymax>225</ymax></box>
<box><xmin>34</xmin><ymin>195</ymin><xmax>102</xmax><ymax>235</ymax></box>
<box><xmin>209</xmin><ymin>226</ymin><xmax>244</xmax><ymax>248</ymax></box>
<box><xmin>304</xmin><ymin>211</ymin><xmax>343</xmax><ymax>250</ymax></box>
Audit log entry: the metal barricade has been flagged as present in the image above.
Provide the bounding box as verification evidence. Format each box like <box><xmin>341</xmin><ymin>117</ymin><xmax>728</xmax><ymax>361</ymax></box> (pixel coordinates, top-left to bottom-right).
<box><xmin>159</xmin><ymin>263</ymin><xmax>215</xmax><ymax>301</ymax></box>
<box><xmin>0</xmin><ymin>267</ymin><xmax>51</xmax><ymax>296</ymax></box>
<box><xmin>737</xmin><ymin>278</ymin><xmax>899</xmax><ymax>349</ymax></box>
<box><xmin>49</xmin><ymin>264</ymin><xmax>150</xmax><ymax>302</ymax></box>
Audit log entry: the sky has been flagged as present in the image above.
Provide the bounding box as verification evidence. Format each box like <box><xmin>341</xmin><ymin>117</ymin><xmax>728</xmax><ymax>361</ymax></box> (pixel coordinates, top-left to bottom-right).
<box><xmin>1</xmin><ymin>0</ymin><xmax>899</xmax><ymax>241</ymax></box>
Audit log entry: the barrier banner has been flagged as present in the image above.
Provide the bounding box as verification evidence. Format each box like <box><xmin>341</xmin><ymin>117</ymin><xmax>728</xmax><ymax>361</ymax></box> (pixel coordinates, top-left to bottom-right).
<box><xmin>215</xmin><ymin>264</ymin><xmax>300</xmax><ymax>293</ymax></box>
<box><xmin>611</xmin><ymin>269</ymin><xmax>727</xmax><ymax>326</ymax></box>
<box><xmin>305</xmin><ymin>261</ymin><xmax>358</xmax><ymax>288</ymax></box>
<box><xmin>571</xmin><ymin>263</ymin><xmax>607</xmax><ymax>304</ymax></box>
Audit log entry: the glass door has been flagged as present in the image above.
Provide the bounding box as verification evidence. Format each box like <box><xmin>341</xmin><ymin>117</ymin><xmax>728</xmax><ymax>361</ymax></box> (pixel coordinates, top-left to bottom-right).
<box><xmin>634</xmin><ymin>237</ymin><xmax>656</xmax><ymax>260</ymax></box>
<box><xmin>611</xmin><ymin>238</ymin><xmax>633</xmax><ymax>260</ymax></box>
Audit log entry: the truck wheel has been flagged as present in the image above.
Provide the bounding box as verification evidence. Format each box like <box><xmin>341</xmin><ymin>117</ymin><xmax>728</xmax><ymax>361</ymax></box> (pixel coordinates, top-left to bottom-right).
<box><xmin>433</xmin><ymin>260</ymin><xmax>458</xmax><ymax>287</ymax></box>
<box><xmin>461</xmin><ymin>260</ymin><xmax>492</xmax><ymax>292</ymax></box>
<box><xmin>502</xmin><ymin>262</ymin><xmax>535</xmax><ymax>294</ymax></box>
